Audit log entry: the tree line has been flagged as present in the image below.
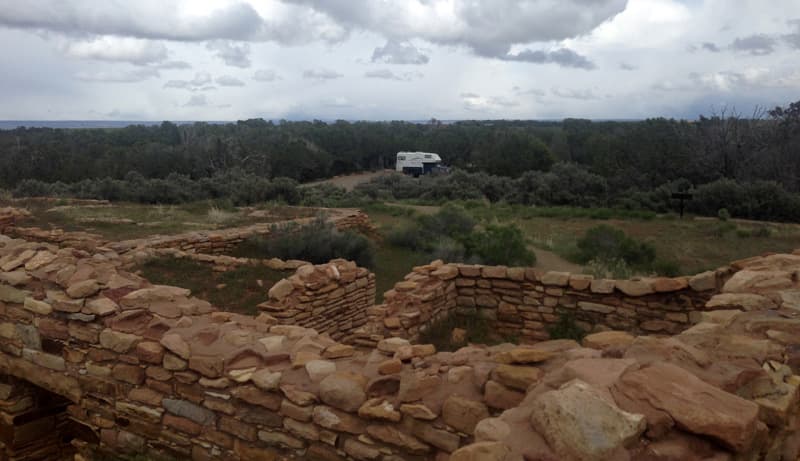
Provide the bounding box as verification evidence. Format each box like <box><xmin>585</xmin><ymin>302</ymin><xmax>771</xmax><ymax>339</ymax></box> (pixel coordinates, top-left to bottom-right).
<box><xmin>4</xmin><ymin>99</ymin><xmax>800</xmax><ymax>221</ymax></box>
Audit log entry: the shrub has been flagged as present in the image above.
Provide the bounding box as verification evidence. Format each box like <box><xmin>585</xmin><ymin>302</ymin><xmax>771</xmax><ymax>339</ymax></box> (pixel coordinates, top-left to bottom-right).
<box><xmin>546</xmin><ymin>313</ymin><xmax>585</xmax><ymax>341</ymax></box>
<box><xmin>584</xmin><ymin>257</ymin><xmax>632</xmax><ymax>279</ymax></box>
<box><xmin>652</xmin><ymin>258</ymin><xmax>682</xmax><ymax>277</ymax></box>
<box><xmin>736</xmin><ymin>226</ymin><xmax>772</xmax><ymax>238</ymax></box>
<box><xmin>717</xmin><ymin>208</ymin><xmax>731</xmax><ymax>221</ymax></box>
<box><xmin>238</xmin><ymin>218</ymin><xmax>375</xmax><ymax>268</ymax></box>
<box><xmin>430</xmin><ymin>237</ymin><xmax>468</xmax><ymax>263</ymax></box>
<box><xmin>386</xmin><ymin>222</ymin><xmax>423</xmax><ymax>251</ymax></box>
<box><xmin>711</xmin><ymin>221</ymin><xmax>736</xmax><ymax>237</ymax></box>
<box><xmin>464</xmin><ymin>224</ymin><xmax>536</xmax><ymax>266</ymax></box>
<box><xmin>417</xmin><ymin>204</ymin><xmax>476</xmax><ymax>238</ymax></box>
<box><xmin>575</xmin><ymin>225</ymin><xmax>655</xmax><ymax>269</ymax></box>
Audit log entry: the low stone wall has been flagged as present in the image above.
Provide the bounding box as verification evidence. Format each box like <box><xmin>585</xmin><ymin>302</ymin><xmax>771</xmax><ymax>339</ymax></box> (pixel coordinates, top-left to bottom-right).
<box><xmin>0</xmin><ymin>208</ymin><xmax>31</xmax><ymax>234</ymax></box>
<box><xmin>142</xmin><ymin>247</ymin><xmax>311</xmax><ymax>273</ymax></box>
<box><xmin>1</xmin><ymin>233</ymin><xmax>800</xmax><ymax>460</ymax></box>
<box><xmin>357</xmin><ymin>262</ymin><xmax>726</xmax><ymax>344</ymax></box>
<box><xmin>0</xmin><ymin>237</ymin><xmax>516</xmax><ymax>461</ymax></box>
<box><xmin>259</xmin><ymin>259</ymin><xmax>376</xmax><ymax>344</ymax></box>
<box><xmin>5</xmin><ymin>208</ymin><xmax>376</xmax><ymax>256</ymax></box>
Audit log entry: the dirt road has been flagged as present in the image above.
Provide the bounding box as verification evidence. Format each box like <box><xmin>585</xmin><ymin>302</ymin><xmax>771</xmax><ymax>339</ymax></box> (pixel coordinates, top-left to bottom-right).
<box><xmin>302</xmin><ymin>170</ymin><xmax>394</xmax><ymax>191</ymax></box>
<box><xmin>533</xmin><ymin>248</ymin><xmax>583</xmax><ymax>273</ymax></box>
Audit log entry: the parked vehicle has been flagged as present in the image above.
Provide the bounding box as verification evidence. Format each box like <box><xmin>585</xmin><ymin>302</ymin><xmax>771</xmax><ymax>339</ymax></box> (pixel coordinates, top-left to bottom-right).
<box><xmin>395</xmin><ymin>151</ymin><xmax>447</xmax><ymax>177</ymax></box>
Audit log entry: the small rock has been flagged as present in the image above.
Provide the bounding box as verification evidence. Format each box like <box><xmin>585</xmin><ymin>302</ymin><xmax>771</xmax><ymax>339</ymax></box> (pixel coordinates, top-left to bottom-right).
<box><xmin>160</xmin><ymin>333</ymin><xmax>191</xmax><ymax>360</ymax></box>
<box><xmin>442</xmin><ymin>395</ymin><xmax>489</xmax><ymax>435</ymax></box>
<box><xmin>252</xmin><ymin>369</ymin><xmax>282</xmax><ymax>391</ymax></box>
<box><xmin>66</xmin><ymin>279</ymin><xmax>101</xmax><ymax>299</ymax></box>
<box><xmin>319</xmin><ymin>372</ymin><xmax>367</xmax><ymax>412</ymax></box>
<box><xmin>450</xmin><ymin>442</ymin><xmax>509</xmax><ymax>461</ymax></box>
<box><xmin>305</xmin><ymin>360</ymin><xmax>337</xmax><ymax>382</ymax></box>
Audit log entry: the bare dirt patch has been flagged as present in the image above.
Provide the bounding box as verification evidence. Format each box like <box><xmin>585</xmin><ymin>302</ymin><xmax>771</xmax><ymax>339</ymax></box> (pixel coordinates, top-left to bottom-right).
<box><xmin>302</xmin><ymin>170</ymin><xmax>393</xmax><ymax>191</ymax></box>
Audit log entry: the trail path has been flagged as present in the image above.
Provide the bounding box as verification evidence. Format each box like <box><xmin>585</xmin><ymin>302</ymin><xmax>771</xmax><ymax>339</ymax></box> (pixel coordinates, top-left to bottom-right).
<box><xmin>301</xmin><ymin>170</ymin><xmax>393</xmax><ymax>191</ymax></box>
<box><xmin>533</xmin><ymin>248</ymin><xmax>583</xmax><ymax>273</ymax></box>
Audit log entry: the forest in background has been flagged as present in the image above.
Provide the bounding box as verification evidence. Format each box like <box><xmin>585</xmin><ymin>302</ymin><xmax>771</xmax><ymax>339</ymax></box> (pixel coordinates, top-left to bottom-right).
<box><xmin>4</xmin><ymin>100</ymin><xmax>800</xmax><ymax>222</ymax></box>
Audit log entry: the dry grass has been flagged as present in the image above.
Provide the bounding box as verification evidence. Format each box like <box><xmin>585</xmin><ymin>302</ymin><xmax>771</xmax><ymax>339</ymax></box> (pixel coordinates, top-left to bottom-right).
<box><xmin>369</xmin><ymin>202</ymin><xmax>800</xmax><ymax>276</ymax></box>
<box><xmin>6</xmin><ymin>200</ymin><xmax>315</xmax><ymax>240</ymax></box>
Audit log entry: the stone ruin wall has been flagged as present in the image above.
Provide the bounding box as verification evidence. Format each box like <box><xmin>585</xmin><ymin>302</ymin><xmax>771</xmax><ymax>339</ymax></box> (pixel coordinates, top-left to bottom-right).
<box><xmin>258</xmin><ymin>260</ymin><xmax>376</xmax><ymax>344</ymax></box>
<box><xmin>5</xmin><ymin>208</ymin><xmax>376</xmax><ymax>256</ymax></box>
<box><xmin>3</xmin><ymin>206</ymin><xmax>800</xmax><ymax>460</ymax></box>
<box><xmin>355</xmin><ymin>261</ymin><xmax>725</xmax><ymax>346</ymax></box>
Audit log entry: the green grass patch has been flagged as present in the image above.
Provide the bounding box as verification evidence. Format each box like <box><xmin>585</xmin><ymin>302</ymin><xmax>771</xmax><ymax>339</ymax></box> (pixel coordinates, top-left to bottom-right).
<box><xmin>372</xmin><ymin>245</ymin><xmax>430</xmax><ymax>303</ymax></box>
<box><xmin>135</xmin><ymin>257</ymin><xmax>289</xmax><ymax>315</ymax></box>
<box><xmin>9</xmin><ymin>199</ymin><xmax>314</xmax><ymax>240</ymax></box>
<box><xmin>546</xmin><ymin>313</ymin><xmax>586</xmax><ymax>341</ymax></box>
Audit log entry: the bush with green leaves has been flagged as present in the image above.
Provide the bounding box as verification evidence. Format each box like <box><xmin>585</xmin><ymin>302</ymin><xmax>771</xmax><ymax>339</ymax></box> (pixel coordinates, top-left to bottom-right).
<box><xmin>546</xmin><ymin>313</ymin><xmax>585</xmax><ymax>341</ymax></box>
<box><xmin>575</xmin><ymin>225</ymin><xmax>656</xmax><ymax>270</ymax></box>
<box><xmin>464</xmin><ymin>224</ymin><xmax>536</xmax><ymax>266</ymax></box>
<box><xmin>235</xmin><ymin>218</ymin><xmax>375</xmax><ymax>268</ymax></box>
<box><xmin>386</xmin><ymin>205</ymin><xmax>535</xmax><ymax>266</ymax></box>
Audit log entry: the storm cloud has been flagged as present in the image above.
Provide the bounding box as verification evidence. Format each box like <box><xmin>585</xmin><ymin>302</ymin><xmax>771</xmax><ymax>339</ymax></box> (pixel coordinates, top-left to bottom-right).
<box><xmin>1</xmin><ymin>0</ymin><xmax>800</xmax><ymax>121</ymax></box>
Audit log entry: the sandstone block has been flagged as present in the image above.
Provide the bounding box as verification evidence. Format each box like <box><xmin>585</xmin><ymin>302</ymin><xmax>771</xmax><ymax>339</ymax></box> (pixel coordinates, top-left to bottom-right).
<box><xmin>531</xmin><ymin>380</ymin><xmax>645</xmax><ymax>461</ymax></box>
<box><xmin>319</xmin><ymin>372</ymin><xmax>367</xmax><ymax>412</ymax></box>
<box><xmin>450</xmin><ymin>442</ymin><xmax>509</xmax><ymax>461</ymax></box>
<box><xmin>442</xmin><ymin>395</ymin><xmax>489</xmax><ymax>435</ymax></box>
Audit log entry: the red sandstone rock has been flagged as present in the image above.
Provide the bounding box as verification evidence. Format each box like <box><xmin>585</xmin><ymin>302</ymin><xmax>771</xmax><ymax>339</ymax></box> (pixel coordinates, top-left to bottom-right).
<box><xmin>613</xmin><ymin>363</ymin><xmax>761</xmax><ymax>452</ymax></box>
<box><xmin>442</xmin><ymin>395</ymin><xmax>489</xmax><ymax>435</ymax></box>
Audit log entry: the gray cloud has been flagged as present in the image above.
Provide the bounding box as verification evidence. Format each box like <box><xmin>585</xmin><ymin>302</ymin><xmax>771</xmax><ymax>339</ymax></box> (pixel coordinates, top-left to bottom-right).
<box><xmin>551</xmin><ymin>87</ymin><xmax>601</xmax><ymax>100</ymax></box>
<box><xmin>215</xmin><ymin>75</ymin><xmax>245</xmax><ymax>87</ymax></box>
<box><xmin>286</xmin><ymin>0</ymin><xmax>624</xmax><ymax>63</ymax></box>
<box><xmin>155</xmin><ymin>60</ymin><xmax>192</xmax><ymax>70</ymax></box>
<box><xmin>75</xmin><ymin>68</ymin><xmax>159</xmax><ymax>83</ymax></box>
<box><xmin>371</xmin><ymin>40</ymin><xmax>429</xmax><ymax>65</ymax></box>
<box><xmin>207</xmin><ymin>40</ymin><xmax>251</xmax><ymax>68</ymax></box>
<box><xmin>503</xmin><ymin>48</ymin><xmax>595</xmax><ymax>70</ymax></box>
<box><xmin>253</xmin><ymin>69</ymin><xmax>280</xmax><ymax>82</ymax></box>
<box><xmin>701</xmin><ymin>42</ymin><xmax>721</xmax><ymax>52</ymax></box>
<box><xmin>364</xmin><ymin>69</ymin><xmax>420</xmax><ymax>81</ymax></box>
<box><xmin>730</xmin><ymin>34</ymin><xmax>776</xmax><ymax>55</ymax></box>
<box><xmin>303</xmin><ymin>69</ymin><xmax>343</xmax><ymax>80</ymax></box>
<box><xmin>163</xmin><ymin>72</ymin><xmax>215</xmax><ymax>90</ymax></box>
<box><xmin>619</xmin><ymin>62</ymin><xmax>636</xmax><ymax>71</ymax></box>
<box><xmin>783</xmin><ymin>20</ymin><xmax>800</xmax><ymax>49</ymax></box>
<box><xmin>183</xmin><ymin>94</ymin><xmax>208</xmax><ymax>107</ymax></box>
<box><xmin>512</xmin><ymin>86</ymin><xmax>546</xmax><ymax>97</ymax></box>
<box><xmin>321</xmin><ymin>96</ymin><xmax>352</xmax><ymax>108</ymax></box>
<box><xmin>0</xmin><ymin>1</ymin><xmax>265</xmax><ymax>41</ymax></box>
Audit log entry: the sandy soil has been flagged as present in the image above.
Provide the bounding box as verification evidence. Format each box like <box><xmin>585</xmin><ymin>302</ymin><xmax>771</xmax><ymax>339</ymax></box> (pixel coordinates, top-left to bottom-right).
<box><xmin>302</xmin><ymin>170</ymin><xmax>394</xmax><ymax>191</ymax></box>
<box><xmin>533</xmin><ymin>248</ymin><xmax>584</xmax><ymax>273</ymax></box>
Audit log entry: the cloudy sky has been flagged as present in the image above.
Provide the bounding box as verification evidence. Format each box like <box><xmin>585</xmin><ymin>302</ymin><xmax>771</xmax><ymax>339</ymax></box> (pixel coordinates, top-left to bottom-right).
<box><xmin>1</xmin><ymin>0</ymin><xmax>799</xmax><ymax>121</ymax></box>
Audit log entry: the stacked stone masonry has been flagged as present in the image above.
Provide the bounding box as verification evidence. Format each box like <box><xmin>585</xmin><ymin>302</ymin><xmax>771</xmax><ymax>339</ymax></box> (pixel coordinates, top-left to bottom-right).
<box><xmin>360</xmin><ymin>261</ymin><xmax>725</xmax><ymax>344</ymax></box>
<box><xmin>6</xmin><ymin>207</ymin><xmax>376</xmax><ymax>256</ymax></box>
<box><xmin>1</xmin><ymin>205</ymin><xmax>800</xmax><ymax>460</ymax></box>
<box><xmin>259</xmin><ymin>259</ymin><xmax>376</xmax><ymax>344</ymax></box>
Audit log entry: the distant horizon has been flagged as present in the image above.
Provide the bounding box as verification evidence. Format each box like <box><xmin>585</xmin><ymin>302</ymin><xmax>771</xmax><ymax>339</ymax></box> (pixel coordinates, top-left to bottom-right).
<box><xmin>0</xmin><ymin>117</ymin><xmax>679</xmax><ymax>130</ymax></box>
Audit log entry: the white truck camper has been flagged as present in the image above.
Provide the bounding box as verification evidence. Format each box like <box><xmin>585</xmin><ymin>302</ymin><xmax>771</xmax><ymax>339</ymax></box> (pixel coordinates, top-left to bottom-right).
<box><xmin>395</xmin><ymin>151</ymin><xmax>444</xmax><ymax>177</ymax></box>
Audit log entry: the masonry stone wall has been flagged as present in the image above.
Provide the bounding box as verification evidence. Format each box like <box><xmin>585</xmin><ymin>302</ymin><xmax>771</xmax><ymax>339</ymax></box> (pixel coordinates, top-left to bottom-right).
<box><xmin>7</xmin><ymin>208</ymin><xmax>376</xmax><ymax>256</ymax></box>
<box><xmin>355</xmin><ymin>261</ymin><xmax>726</xmax><ymax>345</ymax></box>
<box><xmin>0</xmin><ymin>236</ymin><xmax>535</xmax><ymax>461</ymax></box>
<box><xmin>258</xmin><ymin>259</ymin><xmax>376</xmax><ymax>344</ymax></box>
<box><xmin>0</xmin><ymin>376</ymin><xmax>84</xmax><ymax>460</ymax></box>
<box><xmin>3</xmin><ymin>206</ymin><xmax>800</xmax><ymax>461</ymax></box>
